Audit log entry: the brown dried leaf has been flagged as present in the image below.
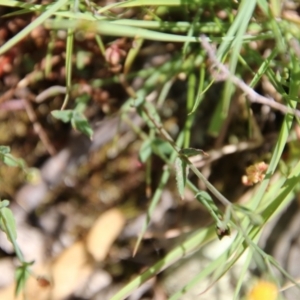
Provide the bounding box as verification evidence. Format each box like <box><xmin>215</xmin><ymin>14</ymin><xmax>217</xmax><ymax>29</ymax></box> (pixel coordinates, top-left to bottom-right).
<box><xmin>51</xmin><ymin>241</ymin><xmax>93</xmax><ymax>300</ymax></box>
<box><xmin>86</xmin><ymin>208</ymin><xmax>125</xmax><ymax>262</ymax></box>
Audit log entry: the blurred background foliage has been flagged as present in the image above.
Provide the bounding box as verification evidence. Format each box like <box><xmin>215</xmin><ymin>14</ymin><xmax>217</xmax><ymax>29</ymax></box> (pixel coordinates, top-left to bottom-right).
<box><xmin>0</xmin><ymin>1</ymin><xmax>300</xmax><ymax>299</ymax></box>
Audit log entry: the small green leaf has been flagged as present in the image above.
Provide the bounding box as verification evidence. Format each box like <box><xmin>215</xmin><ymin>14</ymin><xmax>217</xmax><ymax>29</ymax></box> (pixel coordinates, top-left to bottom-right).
<box><xmin>175</xmin><ymin>157</ymin><xmax>187</xmax><ymax>199</ymax></box>
<box><xmin>71</xmin><ymin>112</ymin><xmax>93</xmax><ymax>139</ymax></box>
<box><xmin>0</xmin><ymin>199</ymin><xmax>10</xmax><ymax>209</ymax></box>
<box><xmin>248</xmin><ymin>214</ymin><xmax>264</xmax><ymax>226</ymax></box>
<box><xmin>151</xmin><ymin>138</ymin><xmax>173</xmax><ymax>157</ymax></box>
<box><xmin>15</xmin><ymin>264</ymin><xmax>30</xmax><ymax>296</ymax></box>
<box><xmin>195</xmin><ymin>190</ymin><xmax>213</xmax><ymax>202</ymax></box>
<box><xmin>195</xmin><ymin>191</ymin><xmax>219</xmax><ymax>215</ymax></box>
<box><xmin>0</xmin><ymin>146</ymin><xmax>10</xmax><ymax>154</ymax></box>
<box><xmin>74</xmin><ymin>94</ymin><xmax>90</xmax><ymax>113</ymax></box>
<box><xmin>51</xmin><ymin>110</ymin><xmax>73</xmax><ymax>122</ymax></box>
<box><xmin>139</xmin><ymin>139</ymin><xmax>152</xmax><ymax>163</ymax></box>
<box><xmin>235</xmin><ymin>205</ymin><xmax>263</xmax><ymax>226</ymax></box>
<box><xmin>179</xmin><ymin>148</ymin><xmax>208</xmax><ymax>157</ymax></box>
<box><xmin>0</xmin><ymin>206</ymin><xmax>17</xmax><ymax>243</ymax></box>
<box><xmin>2</xmin><ymin>153</ymin><xmax>25</xmax><ymax>168</ymax></box>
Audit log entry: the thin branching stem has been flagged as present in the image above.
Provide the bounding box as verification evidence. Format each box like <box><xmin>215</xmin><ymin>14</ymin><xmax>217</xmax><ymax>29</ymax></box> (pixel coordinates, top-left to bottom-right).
<box><xmin>200</xmin><ymin>35</ymin><xmax>300</xmax><ymax>118</ymax></box>
<box><xmin>142</xmin><ymin>104</ymin><xmax>232</xmax><ymax>207</ymax></box>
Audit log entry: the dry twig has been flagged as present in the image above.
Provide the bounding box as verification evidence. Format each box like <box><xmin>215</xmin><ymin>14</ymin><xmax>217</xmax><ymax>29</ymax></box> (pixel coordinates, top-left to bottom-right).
<box><xmin>24</xmin><ymin>99</ymin><xmax>57</xmax><ymax>156</ymax></box>
<box><xmin>200</xmin><ymin>35</ymin><xmax>300</xmax><ymax>117</ymax></box>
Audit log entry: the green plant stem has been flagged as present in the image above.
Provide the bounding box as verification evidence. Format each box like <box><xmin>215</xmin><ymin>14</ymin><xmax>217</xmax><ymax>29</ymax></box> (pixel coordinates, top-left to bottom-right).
<box><xmin>111</xmin><ymin>226</ymin><xmax>216</xmax><ymax>300</ymax></box>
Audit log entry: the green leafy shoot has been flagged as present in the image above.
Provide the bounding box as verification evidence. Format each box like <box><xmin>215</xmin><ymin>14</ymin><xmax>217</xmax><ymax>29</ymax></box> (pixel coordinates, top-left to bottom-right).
<box><xmin>0</xmin><ymin>205</ymin><xmax>17</xmax><ymax>243</ymax></box>
<box><xmin>0</xmin><ymin>146</ymin><xmax>26</xmax><ymax>169</ymax></box>
<box><xmin>71</xmin><ymin>112</ymin><xmax>93</xmax><ymax>139</ymax></box>
<box><xmin>0</xmin><ymin>199</ymin><xmax>32</xmax><ymax>296</ymax></box>
<box><xmin>0</xmin><ymin>145</ymin><xmax>10</xmax><ymax>154</ymax></box>
<box><xmin>51</xmin><ymin>94</ymin><xmax>93</xmax><ymax>138</ymax></box>
<box><xmin>15</xmin><ymin>262</ymin><xmax>32</xmax><ymax>296</ymax></box>
<box><xmin>139</xmin><ymin>139</ymin><xmax>152</xmax><ymax>163</ymax></box>
<box><xmin>51</xmin><ymin>109</ymin><xmax>73</xmax><ymax>123</ymax></box>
